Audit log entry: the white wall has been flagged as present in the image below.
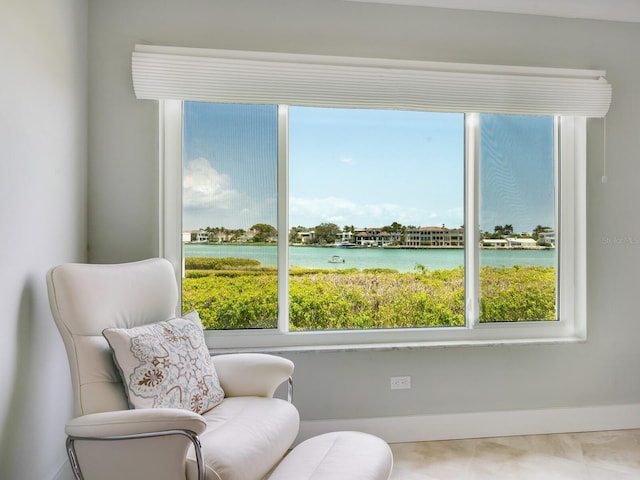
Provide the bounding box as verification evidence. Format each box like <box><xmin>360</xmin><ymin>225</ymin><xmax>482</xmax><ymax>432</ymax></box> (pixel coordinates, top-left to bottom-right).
<box><xmin>90</xmin><ymin>0</ymin><xmax>640</xmax><ymax>445</ymax></box>
<box><xmin>0</xmin><ymin>0</ymin><xmax>88</xmax><ymax>478</ymax></box>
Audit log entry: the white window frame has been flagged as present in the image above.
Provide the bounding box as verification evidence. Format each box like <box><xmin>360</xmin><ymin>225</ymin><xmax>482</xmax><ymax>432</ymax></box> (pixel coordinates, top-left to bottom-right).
<box><xmin>162</xmin><ymin>100</ymin><xmax>586</xmax><ymax>352</ymax></box>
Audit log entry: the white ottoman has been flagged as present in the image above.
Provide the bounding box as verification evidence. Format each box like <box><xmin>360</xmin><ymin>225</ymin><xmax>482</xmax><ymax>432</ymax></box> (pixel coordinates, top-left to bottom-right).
<box><xmin>268</xmin><ymin>431</ymin><xmax>393</xmax><ymax>480</ymax></box>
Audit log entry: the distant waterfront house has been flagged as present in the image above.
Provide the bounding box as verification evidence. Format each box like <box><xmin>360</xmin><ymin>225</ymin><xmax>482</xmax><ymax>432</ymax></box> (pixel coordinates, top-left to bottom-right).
<box><xmin>506</xmin><ymin>237</ymin><xmax>538</xmax><ymax>248</ymax></box>
<box><xmin>196</xmin><ymin>230</ymin><xmax>210</xmax><ymax>242</ymax></box>
<box><xmin>183</xmin><ymin>230</ymin><xmax>211</xmax><ymax>243</ymax></box>
<box><xmin>354</xmin><ymin>228</ymin><xmax>401</xmax><ymax>247</ymax></box>
<box><xmin>297</xmin><ymin>230</ymin><xmax>315</xmax><ymax>244</ymax></box>
<box><xmin>482</xmin><ymin>237</ymin><xmax>541</xmax><ymax>248</ymax></box>
<box><xmin>481</xmin><ymin>238</ymin><xmax>509</xmax><ymax>248</ymax></box>
<box><xmin>538</xmin><ymin>229</ymin><xmax>555</xmax><ymax>246</ymax></box>
<box><xmin>351</xmin><ymin>225</ymin><xmax>463</xmax><ymax>247</ymax></box>
<box><xmin>405</xmin><ymin>226</ymin><xmax>464</xmax><ymax>247</ymax></box>
<box><xmin>334</xmin><ymin>231</ymin><xmax>354</xmax><ymax>245</ymax></box>
<box><xmin>355</xmin><ymin>228</ymin><xmax>384</xmax><ymax>246</ymax></box>
<box><xmin>388</xmin><ymin>230</ymin><xmax>404</xmax><ymax>245</ymax></box>
<box><xmin>213</xmin><ymin>231</ymin><xmax>230</xmax><ymax>243</ymax></box>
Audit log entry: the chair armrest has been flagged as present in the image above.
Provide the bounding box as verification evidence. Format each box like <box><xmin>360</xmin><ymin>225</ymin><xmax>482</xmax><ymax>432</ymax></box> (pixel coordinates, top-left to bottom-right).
<box><xmin>212</xmin><ymin>353</ymin><xmax>294</xmax><ymax>398</ymax></box>
<box><xmin>65</xmin><ymin>408</ymin><xmax>207</xmax><ymax>438</ymax></box>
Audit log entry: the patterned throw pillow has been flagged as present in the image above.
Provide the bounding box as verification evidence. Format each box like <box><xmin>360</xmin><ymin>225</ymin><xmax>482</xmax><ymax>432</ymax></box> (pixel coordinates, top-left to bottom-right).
<box><xmin>103</xmin><ymin>311</ymin><xmax>224</xmax><ymax>414</ymax></box>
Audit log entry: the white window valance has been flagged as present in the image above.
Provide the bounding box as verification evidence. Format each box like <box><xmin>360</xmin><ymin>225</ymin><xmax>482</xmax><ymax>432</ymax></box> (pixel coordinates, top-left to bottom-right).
<box><xmin>132</xmin><ymin>44</ymin><xmax>611</xmax><ymax>117</ymax></box>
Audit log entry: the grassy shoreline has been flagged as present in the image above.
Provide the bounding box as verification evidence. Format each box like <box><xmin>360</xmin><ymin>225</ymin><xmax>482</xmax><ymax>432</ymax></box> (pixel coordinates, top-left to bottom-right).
<box><xmin>183</xmin><ymin>257</ymin><xmax>556</xmax><ymax>330</ymax></box>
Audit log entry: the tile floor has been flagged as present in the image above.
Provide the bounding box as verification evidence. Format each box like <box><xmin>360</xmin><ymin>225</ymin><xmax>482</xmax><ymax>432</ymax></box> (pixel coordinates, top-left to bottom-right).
<box><xmin>389</xmin><ymin>429</ymin><xmax>640</xmax><ymax>480</ymax></box>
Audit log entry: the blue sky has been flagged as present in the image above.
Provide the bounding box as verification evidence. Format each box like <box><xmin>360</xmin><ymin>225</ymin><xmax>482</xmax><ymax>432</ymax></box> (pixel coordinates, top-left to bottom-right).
<box><xmin>183</xmin><ymin>102</ymin><xmax>554</xmax><ymax>234</ymax></box>
<box><xmin>183</xmin><ymin>103</ymin><xmax>278</xmax><ymax>231</ymax></box>
<box><xmin>479</xmin><ymin>114</ymin><xmax>555</xmax><ymax>233</ymax></box>
<box><xmin>288</xmin><ymin>107</ymin><xmax>464</xmax><ymax>230</ymax></box>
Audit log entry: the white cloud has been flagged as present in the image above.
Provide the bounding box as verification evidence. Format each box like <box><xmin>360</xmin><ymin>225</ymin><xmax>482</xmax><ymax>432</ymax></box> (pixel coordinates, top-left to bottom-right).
<box><xmin>183</xmin><ymin>158</ymin><xmax>238</xmax><ymax>210</ymax></box>
<box><xmin>290</xmin><ymin>196</ymin><xmax>357</xmax><ymax>220</ymax></box>
<box><xmin>290</xmin><ymin>196</ymin><xmax>413</xmax><ymax>227</ymax></box>
<box><xmin>289</xmin><ymin>196</ymin><xmax>463</xmax><ymax>229</ymax></box>
<box><xmin>182</xmin><ymin>157</ymin><xmax>278</xmax><ymax>230</ymax></box>
<box><xmin>291</xmin><ymin>196</ymin><xmax>356</xmax><ymax>211</ymax></box>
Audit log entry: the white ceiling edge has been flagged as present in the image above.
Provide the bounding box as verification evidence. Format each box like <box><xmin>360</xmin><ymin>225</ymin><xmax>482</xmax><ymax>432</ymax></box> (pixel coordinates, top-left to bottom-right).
<box><xmin>344</xmin><ymin>0</ymin><xmax>640</xmax><ymax>24</ymax></box>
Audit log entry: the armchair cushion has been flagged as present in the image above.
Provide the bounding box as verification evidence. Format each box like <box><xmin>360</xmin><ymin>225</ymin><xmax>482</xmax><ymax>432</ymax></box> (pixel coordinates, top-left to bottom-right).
<box><xmin>103</xmin><ymin>311</ymin><xmax>224</xmax><ymax>414</ymax></box>
<box><xmin>192</xmin><ymin>396</ymin><xmax>300</xmax><ymax>480</ymax></box>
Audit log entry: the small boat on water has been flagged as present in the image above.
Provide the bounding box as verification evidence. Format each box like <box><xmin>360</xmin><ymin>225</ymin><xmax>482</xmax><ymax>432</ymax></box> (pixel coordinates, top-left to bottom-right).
<box><xmin>328</xmin><ymin>255</ymin><xmax>346</xmax><ymax>263</ymax></box>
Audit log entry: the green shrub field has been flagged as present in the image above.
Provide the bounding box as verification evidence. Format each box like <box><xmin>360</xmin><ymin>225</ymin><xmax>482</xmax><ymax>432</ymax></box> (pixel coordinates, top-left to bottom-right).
<box><xmin>182</xmin><ymin>257</ymin><xmax>556</xmax><ymax>330</ymax></box>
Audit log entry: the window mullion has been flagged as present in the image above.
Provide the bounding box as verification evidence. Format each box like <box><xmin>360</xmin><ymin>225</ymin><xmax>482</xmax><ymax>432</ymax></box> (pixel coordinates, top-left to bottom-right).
<box><xmin>277</xmin><ymin>105</ymin><xmax>290</xmax><ymax>333</ymax></box>
<box><xmin>464</xmin><ymin>113</ymin><xmax>480</xmax><ymax>327</ymax></box>
<box><xmin>557</xmin><ymin>116</ymin><xmax>587</xmax><ymax>338</ymax></box>
<box><xmin>554</xmin><ymin>116</ymin><xmax>560</xmax><ymax>321</ymax></box>
<box><xmin>168</xmin><ymin>103</ymin><xmax>585</xmax><ymax>350</ymax></box>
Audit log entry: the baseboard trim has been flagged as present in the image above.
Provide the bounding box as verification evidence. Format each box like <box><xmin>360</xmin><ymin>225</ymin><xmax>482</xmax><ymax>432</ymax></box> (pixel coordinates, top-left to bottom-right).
<box><xmin>297</xmin><ymin>403</ymin><xmax>640</xmax><ymax>444</ymax></box>
<box><xmin>49</xmin><ymin>457</ymin><xmax>71</xmax><ymax>480</ymax></box>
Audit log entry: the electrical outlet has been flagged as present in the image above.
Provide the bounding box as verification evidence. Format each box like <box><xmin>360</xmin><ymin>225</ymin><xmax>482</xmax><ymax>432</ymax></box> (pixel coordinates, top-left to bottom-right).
<box><xmin>390</xmin><ymin>375</ymin><xmax>411</xmax><ymax>390</ymax></box>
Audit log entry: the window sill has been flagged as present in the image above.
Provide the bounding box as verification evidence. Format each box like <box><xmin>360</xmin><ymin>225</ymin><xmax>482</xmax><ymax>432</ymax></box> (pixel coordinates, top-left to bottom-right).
<box><xmin>207</xmin><ymin>328</ymin><xmax>586</xmax><ymax>355</ymax></box>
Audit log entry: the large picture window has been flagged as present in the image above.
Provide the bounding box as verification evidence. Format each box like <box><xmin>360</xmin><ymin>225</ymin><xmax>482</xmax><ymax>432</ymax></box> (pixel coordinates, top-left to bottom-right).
<box><xmin>168</xmin><ymin>102</ymin><xmax>583</xmax><ymax>351</ymax></box>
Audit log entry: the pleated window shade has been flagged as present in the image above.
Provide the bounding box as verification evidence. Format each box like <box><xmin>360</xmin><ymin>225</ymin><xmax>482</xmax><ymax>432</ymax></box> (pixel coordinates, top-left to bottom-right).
<box><xmin>132</xmin><ymin>44</ymin><xmax>611</xmax><ymax>118</ymax></box>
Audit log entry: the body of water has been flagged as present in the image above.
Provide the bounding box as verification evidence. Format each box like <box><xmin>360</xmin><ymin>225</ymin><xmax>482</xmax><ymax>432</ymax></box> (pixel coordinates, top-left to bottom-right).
<box><xmin>184</xmin><ymin>244</ymin><xmax>555</xmax><ymax>273</ymax></box>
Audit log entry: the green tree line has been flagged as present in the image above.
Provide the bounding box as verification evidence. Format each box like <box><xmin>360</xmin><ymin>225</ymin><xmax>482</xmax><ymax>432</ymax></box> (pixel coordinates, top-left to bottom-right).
<box><xmin>195</xmin><ymin>221</ymin><xmax>552</xmax><ymax>244</ymax></box>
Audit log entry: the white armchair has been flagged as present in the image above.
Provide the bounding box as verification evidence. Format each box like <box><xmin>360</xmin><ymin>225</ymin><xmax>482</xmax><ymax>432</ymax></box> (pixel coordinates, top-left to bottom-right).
<box><xmin>47</xmin><ymin>258</ymin><xmax>299</xmax><ymax>480</ymax></box>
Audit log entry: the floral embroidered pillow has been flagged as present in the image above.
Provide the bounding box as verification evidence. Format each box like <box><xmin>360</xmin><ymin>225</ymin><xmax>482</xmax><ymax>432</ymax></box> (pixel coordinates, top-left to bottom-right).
<box><xmin>103</xmin><ymin>310</ymin><xmax>224</xmax><ymax>414</ymax></box>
